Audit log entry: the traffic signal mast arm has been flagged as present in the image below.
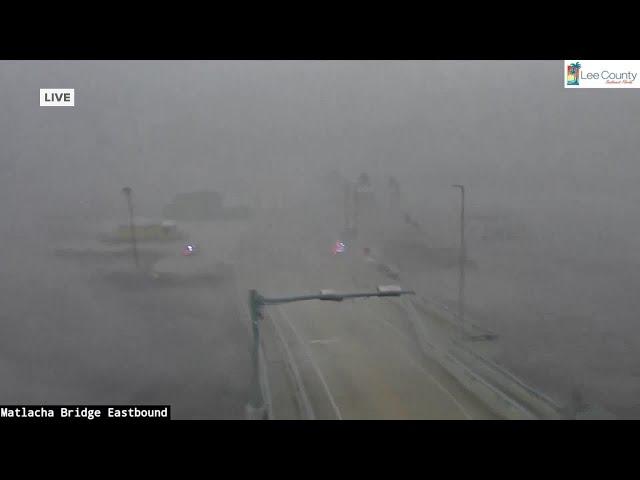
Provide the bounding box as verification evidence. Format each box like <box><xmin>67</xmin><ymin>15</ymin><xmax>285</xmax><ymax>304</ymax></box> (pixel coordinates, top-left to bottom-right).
<box><xmin>254</xmin><ymin>286</ymin><xmax>415</xmax><ymax>307</ymax></box>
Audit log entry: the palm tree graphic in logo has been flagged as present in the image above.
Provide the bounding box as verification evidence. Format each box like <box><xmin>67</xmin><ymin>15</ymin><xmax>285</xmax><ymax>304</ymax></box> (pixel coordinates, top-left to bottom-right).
<box><xmin>567</xmin><ymin>62</ymin><xmax>581</xmax><ymax>85</ymax></box>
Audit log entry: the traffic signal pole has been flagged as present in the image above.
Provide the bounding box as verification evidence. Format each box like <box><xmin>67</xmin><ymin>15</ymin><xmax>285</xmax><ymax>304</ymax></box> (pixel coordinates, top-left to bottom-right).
<box><xmin>245</xmin><ymin>286</ymin><xmax>415</xmax><ymax>419</ymax></box>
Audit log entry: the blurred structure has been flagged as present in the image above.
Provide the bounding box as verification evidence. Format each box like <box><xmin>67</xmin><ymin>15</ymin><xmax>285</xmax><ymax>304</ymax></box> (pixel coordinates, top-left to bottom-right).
<box><xmin>163</xmin><ymin>190</ymin><xmax>251</xmax><ymax>221</ymax></box>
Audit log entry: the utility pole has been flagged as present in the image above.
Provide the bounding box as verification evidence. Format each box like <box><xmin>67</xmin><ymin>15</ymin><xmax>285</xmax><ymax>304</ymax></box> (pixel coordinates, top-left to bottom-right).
<box><xmin>121</xmin><ymin>186</ymin><xmax>139</xmax><ymax>268</ymax></box>
<box><xmin>452</xmin><ymin>185</ymin><xmax>465</xmax><ymax>336</ymax></box>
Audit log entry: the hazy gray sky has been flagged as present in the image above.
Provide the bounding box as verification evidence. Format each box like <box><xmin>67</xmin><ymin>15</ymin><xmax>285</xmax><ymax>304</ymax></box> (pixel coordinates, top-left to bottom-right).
<box><xmin>2</xmin><ymin>61</ymin><xmax>640</xmax><ymax>242</ymax></box>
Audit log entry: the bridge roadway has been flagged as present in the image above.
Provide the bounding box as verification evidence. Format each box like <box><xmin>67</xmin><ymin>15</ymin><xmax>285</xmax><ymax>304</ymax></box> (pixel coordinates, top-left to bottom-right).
<box><xmin>231</xmin><ymin>209</ymin><xmax>498</xmax><ymax>419</ymax></box>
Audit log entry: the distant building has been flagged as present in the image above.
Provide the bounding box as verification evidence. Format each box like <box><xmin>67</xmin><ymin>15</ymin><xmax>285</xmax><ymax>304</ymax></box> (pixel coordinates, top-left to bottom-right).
<box><xmin>163</xmin><ymin>190</ymin><xmax>250</xmax><ymax>221</ymax></box>
<box><xmin>98</xmin><ymin>218</ymin><xmax>185</xmax><ymax>243</ymax></box>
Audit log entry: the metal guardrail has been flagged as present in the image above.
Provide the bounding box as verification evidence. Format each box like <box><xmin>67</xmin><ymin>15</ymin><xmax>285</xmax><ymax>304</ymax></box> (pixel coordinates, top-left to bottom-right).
<box><xmin>266</xmin><ymin>309</ymin><xmax>316</xmax><ymax>419</ymax></box>
<box><xmin>402</xmin><ymin>296</ymin><xmax>567</xmax><ymax>420</ymax></box>
<box><xmin>362</xmin><ymin>253</ymin><xmax>497</xmax><ymax>340</ymax></box>
<box><xmin>411</xmin><ymin>294</ymin><xmax>499</xmax><ymax>340</ymax></box>
<box><xmin>381</xmin><ymin>255</ymin><xmax>620</xmax><ymax>418</ymax></box>
<box><xmin>450</xmin><ymin>338</ymin><xmax>565</xmax><ymax>414</ymax></box>
<box><xmin>355</xmin><ymin>255</ymin><xmax>545</xmax><ymax>418</ymax></box>
<box><xmin>362</xmin><ymin>253</ymin><xmax>565</xmax><ymax>418</ymax></box>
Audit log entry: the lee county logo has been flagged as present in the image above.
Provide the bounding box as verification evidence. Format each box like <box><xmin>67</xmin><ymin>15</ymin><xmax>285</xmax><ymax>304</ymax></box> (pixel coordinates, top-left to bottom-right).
<box><xmin>40</xmin><ymin>88</ymin><xmax>75</xmax><ymax>106</ymax></box>
<box><xmin>564</xmin><ymin>60</ymin><xmax>640</xmax><ymax>88</ymax></box>
<box><xmin>567</xmin><ymin>62</ymin><xmax>581</xmax><ymax>85</ymax></box>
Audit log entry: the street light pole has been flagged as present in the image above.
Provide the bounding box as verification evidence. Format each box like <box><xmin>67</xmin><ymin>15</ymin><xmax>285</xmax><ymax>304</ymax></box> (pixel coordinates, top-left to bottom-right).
<box><xmin>452</xmin><ymin>185</ymin><xmax>465</xmax><ymax>336</ymax></box>
<box><xmin>121</xmin><ymin>186</ymin><xmax>139</xmax><ymax>268</ymax></box>
<box><xmin>246</xmin><ymin>289</ymin><xmax>267</xmax><ymax>420</ymax></box>
<box><xmin>246</xmin><ymin>285</ymin><xmax>415</xmax><ymax>419</ymax></box>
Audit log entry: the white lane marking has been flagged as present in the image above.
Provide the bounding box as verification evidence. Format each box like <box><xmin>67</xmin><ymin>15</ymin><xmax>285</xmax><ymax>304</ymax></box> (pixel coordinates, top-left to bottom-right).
<box><xmin>360</xmin><ymin>298</ymin><xmax>474</xmax><ymax>420</ymax></box>
<box><xmin>276</xmin><ymin>306</ymin><xmax>344</xmax><ymax>420</ymax></box>
<box><xmin>269</xmin><ymin>309</ymin><xmax>316</xmax><ymax>420</ymax></box>
<box><xmin>309</xmin><ymin>337</ymin><xmax>341</xmax><ymax>345</ymax></box>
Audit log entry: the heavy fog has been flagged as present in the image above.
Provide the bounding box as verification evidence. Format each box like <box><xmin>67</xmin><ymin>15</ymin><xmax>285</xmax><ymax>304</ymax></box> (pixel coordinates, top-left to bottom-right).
<box><xmin>1</xmin><ymin>61</ymin><xmax>639</xmax><ymax>418</ymax></box>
